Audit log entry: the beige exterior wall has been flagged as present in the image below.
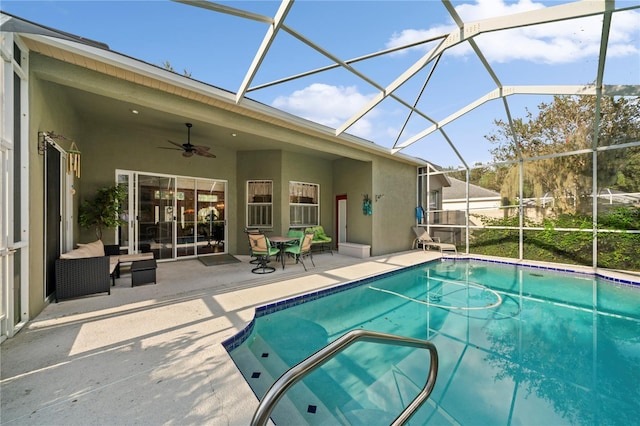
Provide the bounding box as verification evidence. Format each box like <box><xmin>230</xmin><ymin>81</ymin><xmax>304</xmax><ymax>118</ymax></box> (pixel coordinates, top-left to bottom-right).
<box><xmin>281</xmin><ymin>151</ymin><xmax>334</xmax><ymax>233</ymax></box>
<box><xmin>333</xmin><ymin>158</ymin><xmax>372</xmax><ymax>246</ymax></box>
<box><xmin>333</xmin><ymin>157</ymin><xmax>417</xmax><ymax>255</ymax></box>
<box><xmin>28</xmin><ymin>70</ymin><xmax>81</xmax><ymax>316</ymax></box>
<box><xmin>371</xmin><ymin>158</ymin><xmax>417</xmax><ymax>256</ymax></box>
<box><xmin>235</xmin><ymin>150</ymin><xmax>334</xmax><ymax>255</ymax></box>
<box><xmin>75</xmin><ymin>115</ymin><xmax>239</xmax><ymax>248</ymax></box>
<box><xmin>235</xmin><ymin>150</ymin><xmax>282</xmax><ymax>253</ymax></box>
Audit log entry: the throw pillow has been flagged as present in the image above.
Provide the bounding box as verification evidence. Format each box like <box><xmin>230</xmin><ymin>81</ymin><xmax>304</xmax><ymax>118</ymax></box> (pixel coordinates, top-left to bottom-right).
<box><xmin>60</xmin><ymin>240</ymin><xmax>105</xmax><ymax>259</ymax></box>
<box><xmin>77</xmin><ymin>239</ymin><xmax>105</xmax><ymax>257</ymax></box>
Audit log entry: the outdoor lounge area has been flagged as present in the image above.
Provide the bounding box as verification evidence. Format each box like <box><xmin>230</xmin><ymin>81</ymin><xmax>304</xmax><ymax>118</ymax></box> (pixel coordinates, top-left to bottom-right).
<box><xmin>54</xmin><ymin>240</ymin><xmax>157</xmax><ymax>301</ymax></box>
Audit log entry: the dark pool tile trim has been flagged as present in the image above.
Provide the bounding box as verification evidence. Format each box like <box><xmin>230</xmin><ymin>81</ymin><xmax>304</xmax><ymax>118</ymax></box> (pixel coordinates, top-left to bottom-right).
<box><xmin>458</xmin><ymin>256</ymin><xmax>640</xmax><ymax>288</ymax></box>
<box><xmin>222</xmin><ymin>260</ymin><xmax>438</xmax><ymax>352</ymax></box>
<box><xmin>222</xmin><ymin>318</ymin><xmax>255</xmax><ymax>352</ymax></box>
<box><xmin>255</xmin><ymin>261</ymin><xmax>437</xmax><ymax>317</ymax></box>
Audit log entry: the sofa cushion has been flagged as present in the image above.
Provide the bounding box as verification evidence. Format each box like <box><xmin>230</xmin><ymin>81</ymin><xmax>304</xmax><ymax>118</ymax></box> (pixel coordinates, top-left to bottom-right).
<box><xmin>77</xmin><ymin>239</ymin><xmax>105</xmax><ymax>256</ymax></box>
<box><xmin>60</xmin><ymin>239</ymin><xmax>105</xmax><ymax>259</ymax></box>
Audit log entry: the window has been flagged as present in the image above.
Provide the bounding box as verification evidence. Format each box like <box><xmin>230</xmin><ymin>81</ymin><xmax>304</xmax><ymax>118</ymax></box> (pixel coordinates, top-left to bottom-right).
<box><xmin>430</xmin><ymin>190</ymin><xmax>440</xmax><ymax>224</ymax></box>
<box><xmin>289</xmin><ymin>181</ymin><xmax>319</xmax><ymax>227</ymax></box>
<box><xmin>247</xmin><ymin>180</ymin><xmax>273</xmax><ymax>227</ymax></box>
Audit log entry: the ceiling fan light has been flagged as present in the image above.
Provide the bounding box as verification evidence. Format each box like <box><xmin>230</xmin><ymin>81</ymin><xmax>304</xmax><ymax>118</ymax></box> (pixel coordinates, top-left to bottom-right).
<box><xmin>159</xmin><ymin>123</ymin><xmax>214</xmax><ymax>159</ymax></box>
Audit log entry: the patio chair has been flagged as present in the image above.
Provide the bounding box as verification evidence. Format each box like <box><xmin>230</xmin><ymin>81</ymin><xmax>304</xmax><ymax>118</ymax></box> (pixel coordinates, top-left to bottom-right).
<box><xmin>286</xmin><ymin>228</ymin><xmax>304</xmax><ymax>247</ymax></box>
<box><xmin>284</xmin><ymin>232</ymin><xmax>315</xmax><ymax>271</ymax></box>
<box><xmin>247</xmin><ymin>232</ymin><xmax>280</xmax><ymax>274</ymax></box>
<box><xmin>245</xmin><ymin>228</ymin><xmax>262</xmax><ymax>264</ymax></box>
<box><xmin>412</xmin><ymin>226</ymin><xmax>457</xmax><ymax>254</ymax></box>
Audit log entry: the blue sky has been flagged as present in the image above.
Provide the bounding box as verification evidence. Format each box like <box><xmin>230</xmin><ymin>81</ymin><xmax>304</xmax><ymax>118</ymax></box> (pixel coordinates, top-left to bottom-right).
<box><xmin>3</xmin><ymin>0</ymin><xmax>639</xmax><ymax>167</ymax></box>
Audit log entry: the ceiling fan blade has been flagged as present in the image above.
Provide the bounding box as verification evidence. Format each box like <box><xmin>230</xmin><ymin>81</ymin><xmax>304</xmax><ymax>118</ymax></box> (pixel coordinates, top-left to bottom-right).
<box><xmin>158</xmin><ymin>146</ymin><xmax>184</xmax><ymax>151</ymax></box>
<box><xmin>196</xmin><ymin>150</ymin><xmax>216</xmax><ymax>158</ymax></box>
<box><xmin>193</xmin><ymin>145</ymin><xmax>211</xmax><ymax>151</ymax></box>
<box><xmin>167</xmin><ymin>140</ymin><xmax>187</xmax><ymax>149</ymax></box>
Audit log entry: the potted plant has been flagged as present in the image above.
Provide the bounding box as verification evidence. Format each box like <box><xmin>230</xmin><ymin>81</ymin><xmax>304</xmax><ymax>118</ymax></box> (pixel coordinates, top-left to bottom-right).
<box><xmin>78</xmin><ymin>184</ymin><xmax>127</xmax><ymax>239</ymax></box>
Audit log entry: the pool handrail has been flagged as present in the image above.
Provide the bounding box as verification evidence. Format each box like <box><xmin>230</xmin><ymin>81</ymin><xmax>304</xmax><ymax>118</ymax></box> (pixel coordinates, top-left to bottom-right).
<box><xmin>251</xmin><ymin>329</ymin><xmax>439</xmax><ymax>426</ymax></box>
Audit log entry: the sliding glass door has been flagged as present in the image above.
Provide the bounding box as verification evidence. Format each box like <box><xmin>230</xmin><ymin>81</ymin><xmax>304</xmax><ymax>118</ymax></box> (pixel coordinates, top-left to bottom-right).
<box><xmin>196</xmin><ymin>179</ymin><xmax>225</xmax><ymax>255</ymax></box>
<box><xmin>116</xmin><ymin>170</ymin><xmax>226</xmax><ymax>260</ymax></box>
<box><xmin>138</xmin><ymin>174</ymin><xmax>175</xmax><ymax>260</ymax></box>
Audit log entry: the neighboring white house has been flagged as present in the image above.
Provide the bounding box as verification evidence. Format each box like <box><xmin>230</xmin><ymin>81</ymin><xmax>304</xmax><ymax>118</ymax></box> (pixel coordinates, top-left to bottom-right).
<box><xmin>442</xmin><ymin>177</ymin><xmax>502</xmax><ymax>225</ymax></box>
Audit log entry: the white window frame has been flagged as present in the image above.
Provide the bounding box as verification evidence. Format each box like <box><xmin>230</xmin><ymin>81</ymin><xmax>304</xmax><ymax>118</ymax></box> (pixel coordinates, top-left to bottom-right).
<box><xmin>289</xmin><ymin>181</ymin><xmax>319</xmax><ymax>227</ymax></box>
<box><xmin>247</xmin><ymin>180</ymin><xmax>273</xmax><ymax>228</ymax></box>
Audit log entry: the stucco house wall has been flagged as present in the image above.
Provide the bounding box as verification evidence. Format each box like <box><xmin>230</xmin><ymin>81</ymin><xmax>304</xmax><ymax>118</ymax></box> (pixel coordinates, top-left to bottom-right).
<box><xmin>333</xmin><ymin>158</ymin><xmax>372</xmax><ymax>246</ymax></box>
<box><xmin>281</xmin><ymin>150</ymin><xmax>334</xmax><ymax>234</ymax></box>
<box><xmin>235</xmin><ymin>150</ymin><xmax>282</xmax><ymax>253</ymax></box>
<box><xmin>372</xmin><ymin>157</ymin><xmax>418</xmax><ymax>256</ymax></box>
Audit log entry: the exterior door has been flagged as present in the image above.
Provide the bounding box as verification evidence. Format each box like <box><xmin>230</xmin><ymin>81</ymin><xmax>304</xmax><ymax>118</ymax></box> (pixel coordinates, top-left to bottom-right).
<box><xmin>138</xmin><ymin>174</ymin><xmax>176</xmax><ymax>260</ymax></box>
<box><xmin>44</xmin><ymin>140</ymin><xmax>72</xmax><ymax>300</ymax></box>
<box><xmin>336</xmin><ymin>195</ymin><xmax>347</xmax><ymax>247</ymax></box>
<box><xmin>195</xmin><ymin>179</ymin><xmax>226</xmax><ymax>255</ymax></box>
<box><xmin>116</xmin><ymin>171</ymin><xmax>135</xmax><ymax>253</ymax></box>
<box><xmin>45</xmin><ymin>144</ymin><xmax>61</xmax><ymax>299</ymax></box>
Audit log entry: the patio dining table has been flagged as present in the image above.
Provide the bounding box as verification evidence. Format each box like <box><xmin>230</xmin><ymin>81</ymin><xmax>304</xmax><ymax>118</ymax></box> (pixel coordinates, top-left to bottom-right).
<box><xmin>268</xmin><ymin>236</ymin><xmax>298</xmax><ymax>270</ymax></box>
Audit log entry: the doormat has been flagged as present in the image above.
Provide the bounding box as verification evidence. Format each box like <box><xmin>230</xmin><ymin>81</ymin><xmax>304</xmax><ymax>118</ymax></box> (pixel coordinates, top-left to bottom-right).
<box><xmin>198</xmin><ymin>254</ymin><xmax>241</xmax><ymax>267</ymax></box>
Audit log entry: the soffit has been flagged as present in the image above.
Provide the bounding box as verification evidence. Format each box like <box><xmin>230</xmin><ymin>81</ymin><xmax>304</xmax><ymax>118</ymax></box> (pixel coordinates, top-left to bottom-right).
<box><xmin>22</xmin><ymin>36</ymin><xmax>425</xmax><ymax>166</ymax></box>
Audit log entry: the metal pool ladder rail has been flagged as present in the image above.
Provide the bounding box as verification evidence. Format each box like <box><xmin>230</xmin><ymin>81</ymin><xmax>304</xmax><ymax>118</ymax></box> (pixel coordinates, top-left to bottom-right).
<box><xmin>251</xmin><ymin>329</ymin><xmax>439</xmax><ymax>426</ymax></box>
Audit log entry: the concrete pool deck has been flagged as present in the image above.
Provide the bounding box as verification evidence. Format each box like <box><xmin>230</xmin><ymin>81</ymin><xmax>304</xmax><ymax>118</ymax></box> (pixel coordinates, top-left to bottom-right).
<box><xmin>0</xmin><ymin>250</ymin><xmax>441</xmax><ymax>425</ymax></box>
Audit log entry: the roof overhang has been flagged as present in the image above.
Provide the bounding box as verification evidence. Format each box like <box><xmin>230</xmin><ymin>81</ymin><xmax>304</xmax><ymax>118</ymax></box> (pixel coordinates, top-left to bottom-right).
<box><xmin>3</xmin><ymin>12</ymin><xmax>427</xmax><ymax>167</ymax></box>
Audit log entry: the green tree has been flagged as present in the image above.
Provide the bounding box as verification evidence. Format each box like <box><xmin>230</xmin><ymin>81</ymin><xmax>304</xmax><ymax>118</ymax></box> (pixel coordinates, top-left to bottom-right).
<box><xmin>78</xmin><ymin>185</ymin><xmax>127</xmax><ymax>239</ymax></box>
<box><xmin>485</xmin><ymin>95</ymin><xmax>640</xmax><ymax>213</ymax></box>
<box><xmin>445</xmin><ymin>162</ymin><xmax>506</xmax><ymax>193</ymax></box>
<box><xmin>611</xmin><ymin>149</ymin><xmax>640</xmax><ymax>192</ymax></box>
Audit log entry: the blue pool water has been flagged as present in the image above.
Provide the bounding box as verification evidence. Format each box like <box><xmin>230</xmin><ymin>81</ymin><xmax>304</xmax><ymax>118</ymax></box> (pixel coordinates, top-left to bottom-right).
<box><xmin>225</xmin><ymin>259</ymin><xmax>640</xmax><ymax>425</ymax></box>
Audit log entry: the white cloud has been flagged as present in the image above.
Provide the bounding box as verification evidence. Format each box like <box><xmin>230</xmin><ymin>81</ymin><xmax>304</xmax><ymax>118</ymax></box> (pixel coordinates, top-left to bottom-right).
<box><xmin>385</xmin><ymin>0</ymin><xmax>639</xmax><ymax>64</ymax></box>
<box><xmin>386</xmin><ymin>26</ymin><xmax>453</xmax><ymax>52</ymax></box>
<box><xmin>455</xmin><ymin>0</ymin><xmax>545</xmax><ymax>20</ymax></box>
<box><xmin>607</xmin><ymin>8</ymin><xmax>640</xmax><ymax>58</ymax></box>
<box><xmin>271</xmin><ymin>83</ymin><xmax>377</xmax><ymax>137</ymax></box>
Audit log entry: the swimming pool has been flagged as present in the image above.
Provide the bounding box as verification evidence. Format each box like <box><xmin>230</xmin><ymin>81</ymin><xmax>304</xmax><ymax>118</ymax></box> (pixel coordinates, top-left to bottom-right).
<box><xmin>224</xmin><ymin>259</ymin><xmax>640</xmax><ymax>425</ymax></box>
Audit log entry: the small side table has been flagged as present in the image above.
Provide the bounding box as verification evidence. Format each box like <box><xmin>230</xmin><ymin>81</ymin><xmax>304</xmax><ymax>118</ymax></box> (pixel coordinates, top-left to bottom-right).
<box><xmin>131</xmin><ymin>259</ymin><xmax>157</xmax><ymax>286</ymax></box>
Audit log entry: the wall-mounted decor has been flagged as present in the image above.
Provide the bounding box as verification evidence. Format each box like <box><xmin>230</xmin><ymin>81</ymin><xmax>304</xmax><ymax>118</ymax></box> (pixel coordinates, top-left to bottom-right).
<box><xmin>362</xmin><ymin>194</ymin><xmax>372</xmax><ymax>216</ymax></box>
<box><xmin>67</xmin><ymin>142</ymin><xmax>81</xmax><ymax>178</ymax></box>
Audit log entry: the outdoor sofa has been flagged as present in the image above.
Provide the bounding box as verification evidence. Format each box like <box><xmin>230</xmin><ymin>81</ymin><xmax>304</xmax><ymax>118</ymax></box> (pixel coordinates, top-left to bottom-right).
<box><xmin>304</xmin><ymin>225</ymin><xmax>333</xmax><ymax>254</ymax></box>
<box><xmin>55</xmin><ymin>240</ymin><xmax>156</xmax><ymax>301</ymax></box>
<box><xmin>55</xmin><ymin>240</ymin><xmax>114</xmax><ymax>301</ymax></box>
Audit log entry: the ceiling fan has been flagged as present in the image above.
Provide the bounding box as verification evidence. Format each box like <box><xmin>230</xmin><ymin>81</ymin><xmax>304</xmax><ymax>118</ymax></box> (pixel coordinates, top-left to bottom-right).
<box><xmin>159</xmin><ymin>123</ymin><xmax>216</xmax><ymax>158</ymax></box>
